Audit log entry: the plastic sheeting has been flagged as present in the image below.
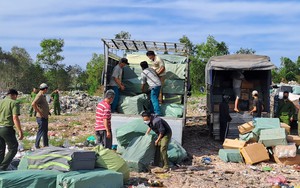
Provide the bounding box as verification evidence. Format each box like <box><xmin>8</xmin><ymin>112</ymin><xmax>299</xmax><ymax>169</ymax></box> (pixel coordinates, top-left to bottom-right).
<box><xmin>167</xmin><ymin>139</ymin><xmax>187</xmax><ymax>164</ymax></box>
<box><xmin>161</xmin><ymin>103</ymin><xmax>184</xmax><ymax>118</ymax></box>
<box><xmin>252</xmin><ymin>118</ymin><xmax>281</xmax><ymax>136</ymax></box>
<box><xmin>56</xmin><ymin>168</ymin><xmax>123</xmax><ymax>188</ymax></box>
<box><xmin>93</xmin><ymin>145</ymin><xmax>129</xmax><ymax>182</ymax></box>
<box><xmin>116</xmin><ymin>119</ymin><xmax>155</xmax><ymax>148</ymax></box>
<box><xmin>218</xmin><ymin>149</ymin><xmax>243</xmax><ymax>163</ymax></box>
<box><xmin>0</xmin><ymin>170</ymin><xmax>61</xmax><ymax>188</ymax></box>
<box><xmin>122</xmin><ymin>135</ymin><xmax>156</xmax><ymax>172</ymax></box>
<box><xmin>117</xmin><ymin>94</ymin><xmax>151</xmax><ymax>115</ymax></box>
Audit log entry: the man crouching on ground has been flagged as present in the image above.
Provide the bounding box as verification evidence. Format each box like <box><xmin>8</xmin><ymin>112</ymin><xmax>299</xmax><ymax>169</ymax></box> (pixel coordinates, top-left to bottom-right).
<box><xmin>142</xmin><ymin>111</ymin><xmax>172</xmax><ymax>171</ymax></box>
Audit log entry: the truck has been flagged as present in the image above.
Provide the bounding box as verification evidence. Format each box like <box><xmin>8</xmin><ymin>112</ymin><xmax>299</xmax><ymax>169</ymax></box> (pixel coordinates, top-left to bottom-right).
<box><xmin>205</xmin><ymin>54</ymin><xmax>276</xmax><ymax>140</ymax></box>
<box><xmin>101</xmin><ymin>39</ymin><xmax>190</xmax><ymax>145</ymax></box>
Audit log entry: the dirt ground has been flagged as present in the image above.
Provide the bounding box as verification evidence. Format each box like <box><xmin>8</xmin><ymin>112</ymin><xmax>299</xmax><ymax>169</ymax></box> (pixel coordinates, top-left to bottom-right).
<box><xmin>19</xmin><ymin>96</ymin><xmax>300</xmax><ymax>188</ymax></box>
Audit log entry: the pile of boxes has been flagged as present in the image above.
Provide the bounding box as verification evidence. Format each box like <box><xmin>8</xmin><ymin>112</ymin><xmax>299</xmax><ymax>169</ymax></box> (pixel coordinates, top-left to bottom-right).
<box><xmin>218</xmin><ymin>118</ymin><xmax>300</xmax><ymax>165</ymax></box>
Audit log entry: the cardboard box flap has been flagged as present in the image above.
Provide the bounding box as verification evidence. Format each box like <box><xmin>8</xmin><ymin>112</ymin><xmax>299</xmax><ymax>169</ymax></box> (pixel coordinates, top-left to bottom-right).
<box><xmin>287</xmin><ymin>135</ymin><xmax>300</xmax><ymax>145</ymax></box>
<box><xmin>238</xmin><ymin>121</ymin><xmax>254</xmax><ymax>134</ymax></box>
<box><xmin>223</xmin><ymin>139</ymin><xmax>246</xmax><ymax>149</ymax></box>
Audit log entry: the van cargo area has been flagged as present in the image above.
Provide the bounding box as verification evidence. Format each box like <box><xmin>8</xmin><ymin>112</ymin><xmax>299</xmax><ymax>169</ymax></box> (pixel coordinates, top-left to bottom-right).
<box><xmin>205</xmin><ymin>54</ymin><xmax>276</xmax><ymax>140</ymax></box>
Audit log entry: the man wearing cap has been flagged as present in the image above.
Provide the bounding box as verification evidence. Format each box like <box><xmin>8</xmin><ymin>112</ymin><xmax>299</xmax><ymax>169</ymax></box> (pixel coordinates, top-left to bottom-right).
<box><xmin>95</xmin><ymin>89</ymin><xmax>115</xmax><ymax>149</ymax></box>
<box><xmin>146</xmin><ymin>51</ymin><xmax>166</xmax><ymax>104</ymax></box>
<box><xmin>108</xmin><ymin>58</ymin><xmax>129</xmax><ymax>113</ymax></box>
<box><xmin>249</xmin><ymin>90</ymin><xmax>264</xmax><ymax>118</ymax></box>
<box><xmin>0</xmin><ymin>89</ymin><xmax>23</xmax><ymax>170</ymax></box>
<box><xmin>142</xmin><ymin>112</ymin><xmax>172</xmax><ymax>171</ymax></box>
<box><xmin>276</xmin><ymin>91</ymin><xmax>295</xmax><ymax>125</ymax></box>
<box><xmin>32</xmin><ymin>83</ymin><xmax>50</xmax><ymax>148</ymax></box>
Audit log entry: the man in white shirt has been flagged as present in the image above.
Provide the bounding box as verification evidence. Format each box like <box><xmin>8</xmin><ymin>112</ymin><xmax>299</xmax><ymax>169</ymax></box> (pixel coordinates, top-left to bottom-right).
<box><xmin>146</xmin><ymin>51</ymin><xmax>166</xmax><ymax>104</ymax></box>
<box><xmin>140</xmin><ymin>61</ymin><xmax>162</xmax><ymax>116</ymax></box>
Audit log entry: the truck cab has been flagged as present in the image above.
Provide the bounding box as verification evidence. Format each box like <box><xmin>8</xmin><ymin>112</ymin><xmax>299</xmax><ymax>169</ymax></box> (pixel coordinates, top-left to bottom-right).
<box><xmin>101</xmin><ymin>39</ymin><xmax>189</xmax><ymax>145</ymax></box>
<box><xmin>205</xmin><ymin>54</ymin><xmax>276</xmax><ymax>140</ymax></box>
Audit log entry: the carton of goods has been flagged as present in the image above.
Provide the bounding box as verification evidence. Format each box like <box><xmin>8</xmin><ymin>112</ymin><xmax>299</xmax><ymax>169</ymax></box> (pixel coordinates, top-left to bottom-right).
<box><xmin>240</xmin><ymin>143</ymin><xmax>269</xmax><ymax>165</ymax></box>
<box><xmin>258</xmin><ymin>128</ymin><xmax>287</xmax><ymax>147</ymax></box>
<box><xmin>273</xmin><ymin>144</ymin><xmax>297</xmax><ymax>158</ymax></box>
<box><xmin>273</xmin><ymin>154</ymin><xmax>300</xmax><ymax>165</ymax></box>
<box><xmin>252</xmin><ymin>118</ymin><xmax>280</xmax><ymax>135</ymax></box>
<box><xmin>241</xmin><ymin>80</ymin><xmax>254</xmax><ymax>89</ymax></box>
<box><xmin>280</xmin><ymin>123</ymin><xmax>291</xmax><ymax>134</ymax></box>
<box><xmin>239</xmin><ymin>132</ymin><xmax>258</xmax><ymax>143</ymax></box>
<box><xmin>238</xmin><ymin>121</ymin><xmax>254</xmax><ymax>134</ymax></box>
<box><xmin>218</xmin><ymin>149</ymin><xmax>243</xmax><ymax>163</ymax></box>
<box><xmin>223</xmin><ymin>139</ymin><xmax>246</xmax><ymax>149</ymax></box>
<box><xmin>287</xmin><ymin>135</ymin><xmax>300</xmax><ymax>145</ymax></box>
<box><xmin>241</xmin><ymin>93</ymin><xmax>249</xmax><ymax>100</ymax></box>
<box><xmin>214</xmin><ymin>104</ymin><xmax>219</xmax><ymax>112</ymax></box>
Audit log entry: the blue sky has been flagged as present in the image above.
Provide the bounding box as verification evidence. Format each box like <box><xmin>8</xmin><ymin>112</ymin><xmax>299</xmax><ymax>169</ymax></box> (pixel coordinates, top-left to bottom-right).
<box><xmin>1</xmin><ymin>0</ymin><xmax>300</xmax><ymax>69</ymax></box>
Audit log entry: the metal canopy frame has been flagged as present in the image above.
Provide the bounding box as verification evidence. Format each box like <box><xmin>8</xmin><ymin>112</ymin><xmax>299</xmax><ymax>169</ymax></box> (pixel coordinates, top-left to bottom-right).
<box><xmin>102</xmin><ymin>38</ymin><xmax>188</xmax><ymax>54</ymax></box>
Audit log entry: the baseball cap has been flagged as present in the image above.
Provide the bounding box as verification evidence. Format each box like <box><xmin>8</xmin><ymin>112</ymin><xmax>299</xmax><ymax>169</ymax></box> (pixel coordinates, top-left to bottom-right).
<box><xmin>252</xmin><ymin>90</ymin><xmax>258</xmax><ymax>96</ymax></box>
<box><xmin>120</xmin><ymin>58</ymin><xmax>129</xmax><ymax>65</ymax></box>
<box><xmin>39</xmin><ymin>83</ymin><xmax>48</xmax><ymax>89</ymax></box>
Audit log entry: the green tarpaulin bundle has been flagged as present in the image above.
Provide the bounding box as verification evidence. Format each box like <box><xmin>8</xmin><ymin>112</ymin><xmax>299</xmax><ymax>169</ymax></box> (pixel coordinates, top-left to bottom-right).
<box><xmin>252</xmin><ymin>118</ymin><xmax>281</xmax><ymax>136</ymax></box>
<box><xmin>93</xmin><ymin>145</ymin><xmax>130</xmax><ymax>182</ymax></box>
<box><xmin>239</xmin><ymin>132</ymin><xmax>259</xmax><ymax>143</ymax></box>
<box><xmin>18</xmin><ymin>147</ymin><xmax>96</xmax><ymax>172</ymax></box>
<box><xmin>218</xmin><ymin>149</ymin><xmax>243</xmax><ymax>163</ymax></box>
<box><xmin>116</xmin><ymin>119</ymin><xmax>155</xmax><ymax>148</ymax></box>
<box><xmin>0</xmin><ymin>170</ymin><xmax>61</xmax><ymax>188</ymax></box>
<box><xmin>259</xmin><ymin>128</ymin><xmax>287</xmax><ymax>147</ymax></box>
<box><xmin>117</xmin><ymin>94</ymin><xmax>151</xmax><ymax>115</ymax></box>
<box><xmin>167</xmin><ymin>139</ymin><xmax>188</xmax><ymax>164</ymax></box>
<box><xmin>161</xmin><ymin>103</ymin><xmax>184</xmax><ymax>118</ymax></box>
<box><xmin>122</xmin><ymin>135</ymin><xmax>156</xmax><ymax>172</ymax></box>
<box><xmin>56</xmin><ymin>168</ymin><xmax>123</xmax><ymax>188</ymax></box>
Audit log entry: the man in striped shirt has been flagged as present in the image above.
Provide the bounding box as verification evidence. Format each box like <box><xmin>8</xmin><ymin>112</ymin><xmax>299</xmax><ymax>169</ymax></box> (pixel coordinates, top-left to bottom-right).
<box><xmin>95</xmin><ymin>89</ymin><xmax>115</xmax><ymax>149</ymax></box>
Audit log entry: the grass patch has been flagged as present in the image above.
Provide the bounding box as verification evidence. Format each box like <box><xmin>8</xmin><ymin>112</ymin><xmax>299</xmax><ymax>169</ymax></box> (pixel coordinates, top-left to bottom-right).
<box><xmin>71</xmin><ymin>121</ymin><xmax>82</xmax><ymax>126</ymax></box>
<box><xmin>49</xmin><ymin>139</ymin><xmax>64</xmax><ymax>147</ymax></box>
<box><xmin>17</xmin><ymin>97</ymin><xmax>31</xmax><ymax>104</ymax></box>
<box><xmin>191</xmin><ymin>90</ymin><xmax>206</xmax><ymax>97</ymax></box>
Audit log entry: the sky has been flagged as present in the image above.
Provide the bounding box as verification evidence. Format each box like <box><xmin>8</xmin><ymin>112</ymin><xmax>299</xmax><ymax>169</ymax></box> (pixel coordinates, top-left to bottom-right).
<box><xmin>1</xmin><ymin>0</ymin><xmax>300</xmax><ymax>69</ymax></box>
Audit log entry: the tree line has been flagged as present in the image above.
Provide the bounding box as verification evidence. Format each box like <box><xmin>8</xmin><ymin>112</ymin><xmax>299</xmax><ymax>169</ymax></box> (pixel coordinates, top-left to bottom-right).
<box><xmin>1</xmin><ymin>32</ymin><xmax>299</xmax><ymax>95</ymax></box>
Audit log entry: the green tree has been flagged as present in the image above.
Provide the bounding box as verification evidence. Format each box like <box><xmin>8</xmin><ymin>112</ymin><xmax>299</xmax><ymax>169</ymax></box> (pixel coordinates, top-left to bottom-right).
<box><xmin>115</xmin><ymin>31</ymin><xmax>131</xmax><ymax>39</ymax></box>
<box><xmin>179</xmin><ymin>35</ymin><xmax>194</xmax><ymax>55</ymax></box>
<box><xmin>86</xmin><ymin>53</ymin><xmax>105</xmax><ymax>94</ymax></box>
<box><xmin>36</xmin><ymin>39</ymin><xmax>64</xmax><ymax>70</ymax></box>
<box><xmin>190</xmin><ymin>35</ymin><xmax>229</xmax><ymax>92</ymax></box>
<box><xmin>235</xmin><ymin>48</ymin><xmax>256</xmax><ymax>54</ymax></box>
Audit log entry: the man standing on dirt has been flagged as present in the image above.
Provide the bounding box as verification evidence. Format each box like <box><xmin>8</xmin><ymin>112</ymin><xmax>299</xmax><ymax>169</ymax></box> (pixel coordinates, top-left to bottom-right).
<box><xmin>249</xmin><ymin>90</ymin><xmax>263</xmax><ymax>118</ymax></box>
<box><xmin>276</xmin><ymin>91</ymin><xmax>295</xmax><ymax>125</ymax></box>
<box><xmin>146</xmin><ymin>51</ymin><xmax>166</xmax><ymax>104</ymax></box>
<box><xmin>95</xmin><ymin>89</ymin><xmax>115</xmax><ymax>149</ymax></box>
<box><xmin>219</xmin><ymin>95</ymin><xmax>231</xmax><ymax>142</ymax></box>
<box><xmin>142</xmin><ymin>111</ymin><xmax>172</xmax><ymax>171</ymax></box>
<box><xmin>140</xmin><ymin>61</ymin><xmax>162</xmax><ymax>116</ymax></box>
<box><xmin>29</xmin><ymin>87</ymin><xmax>37</xmax><ymax>117</ymax></box>
<box><xmin>108</xmin><ymin>58</ymin><xmax>129</xmax><ymax>113</ymax></box>
<box><xmin>51</xmin><ymin>89</ymin><xmax>61</xmax><ymax>115</ymax></box>
<box><xmin>0</xmin><ymin>89</ymin><xmax>23</xmax><ymax>170</ymax></box>
<box><xmin>32</xmin><ymin>83</ymin><xmax>50</xmax><ymax>149</ymax></box>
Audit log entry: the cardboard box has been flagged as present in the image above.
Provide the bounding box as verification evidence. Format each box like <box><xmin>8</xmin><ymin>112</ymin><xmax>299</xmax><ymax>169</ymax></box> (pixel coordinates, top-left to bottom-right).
<box><xmin>287</xmin><ymin>135</ymin><xmax>300</xmax><ymax>145</ymax></box>
<box><xmin>241</xmin><ymin>80</ymin><xmax>254</xmax><ymax>89</ymax></box>
<box><xmin>280</xmin><ymin>123</ymin><xmax>291</xmax><ymax>134</ymax></box>
<box><xmin>223</xmin><ymin>139</ymin><xmax>246</xmax><ymax>149</ymax></box>
<box><xmin>273</xmin><ymin>144</ymin><xmax>297</xmax><ymax>158</ymax></box>
<box><xmin>273</xmin><ymin>154</ymin><xmax>300</xmax><ymax>165</ymax></box>
<box><xmin>218</xmin><ymin>149</ymin><xmax>243</xmax><ymax>163</ymax></box>
<box><xmin>241</xmin><ymin>92</ymin><xmax>250</xmax><ymax>100</ymax></box>
<box><xmin>214</xmin><ymin>104</ymin><xmax>219</xmax><ymax>112</ymax></box>
<box><xmin>258</xmin><ymin>128</ymin><xmax>287</xmax><ymax>147</ymax></box>
<box><xmin>238</xmin><ymin>121</ymin><xmax>254</xmax><ymax>134</ymax></box>
<box><xmin>240</xmin><ymin>143</ymin><xmax>270</xmax><ymax>164</ymax></box>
